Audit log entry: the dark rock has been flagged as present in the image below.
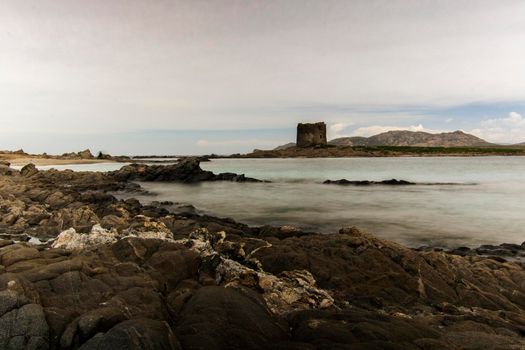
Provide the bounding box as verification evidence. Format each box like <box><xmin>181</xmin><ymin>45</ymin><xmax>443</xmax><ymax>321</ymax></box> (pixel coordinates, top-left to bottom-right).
<box><xmin>78</xmin><ymin>319</ymin><xmax>180</xmax><ymax>350</ymax></box>
<box><xmin>175</xmin><ymin>286</ymin><xmax>288</xmax><ymax>350</ymax></box>
<box><xmin>111</xmin><ymin>158</ymin><xmax>263</xmax><ymax>183</ymax></box>
<box><xmin>447</xmin><ymin>246</ymin><xmax>475</xmax><ymax>256</ymax></box>
<box><xmin>324</xmin><ymin>178</ymin><xmax>415</xmax><ymax>185</ymax></box>
<box><xmin>0</xmin><ymin>303</ymin><xmax>49</xmax><ymax>349</ymax></box>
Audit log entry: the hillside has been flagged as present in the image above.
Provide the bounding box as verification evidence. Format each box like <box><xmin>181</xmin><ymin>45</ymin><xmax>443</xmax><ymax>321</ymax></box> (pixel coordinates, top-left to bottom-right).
<box><xmin>328</xmin><ymin>130</ymin><xmax>493</xmax><ymax>147</ymax></box>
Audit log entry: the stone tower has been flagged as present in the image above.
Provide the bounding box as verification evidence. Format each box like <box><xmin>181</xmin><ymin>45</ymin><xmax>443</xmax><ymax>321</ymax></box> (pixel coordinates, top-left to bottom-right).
<box><xmin>296</xmin><ymin>122</ymin><xmax>327</xmax><ymax>148</ymax></box>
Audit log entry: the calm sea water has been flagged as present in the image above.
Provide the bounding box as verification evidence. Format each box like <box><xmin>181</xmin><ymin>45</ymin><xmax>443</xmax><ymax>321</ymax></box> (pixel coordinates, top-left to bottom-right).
<box><xmin>30</xmin><ymin>157</ymin><xmax>525</xmax><ymax>248</ymax></box>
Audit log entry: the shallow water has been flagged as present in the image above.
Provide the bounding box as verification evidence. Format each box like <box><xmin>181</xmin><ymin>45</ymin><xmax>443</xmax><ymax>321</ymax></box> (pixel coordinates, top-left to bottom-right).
<box><xmin>13</xmin><ymin>163</ymin><xmax>130</xmax><ymax>172</ymax></box>
<box><xmin>138</xmin><ymin>157</ymin><xmax>525</xmax><ymax>248</ymax></box>
<box><xmin>23</xmin><ymin>157</ymin><xmax>525</xmax><ymax>248</ymax></box>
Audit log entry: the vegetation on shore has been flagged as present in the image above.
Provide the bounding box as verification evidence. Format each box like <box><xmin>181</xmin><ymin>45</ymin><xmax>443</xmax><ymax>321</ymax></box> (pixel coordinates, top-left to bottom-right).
<box><xmin>240</xmin><ymin>144</ymin><xmax>525</xmax><ymax>158</ymax></box>
<box><xmin>357</xmin><ymin>145</ymin><xmax>525</xmax><ymax>155</ymax></box>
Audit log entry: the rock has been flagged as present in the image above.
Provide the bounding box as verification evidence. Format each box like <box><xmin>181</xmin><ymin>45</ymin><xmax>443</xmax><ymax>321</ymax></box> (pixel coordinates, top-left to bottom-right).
<box><xmin>76</xmin><ymin>307</ymin><xmax>127</xmax><ymax>340</ymax></box>
<box><xmin>111</xmin><ymin>158</ymin><xmax>263</xmax><ymax>183</ymax></box>
<box><xmin>0</xmin><ymin>165</ymin><xmax>15</xmax><ymax>176</ymax></box>
<box><xmin>1</xmin><ymin>246</ymin><xmax>40</xmax><ymax>266</ymax></box>
<box><xmin>324</xmin><ymin>178</ymin><xmax>415</xmax><ymax>185</ymax></box>
<box><xmin>3</xmin><ymin>150</ymin><xmax>525</xmax><ymax>349</ymax></box>
<box><xmin>0</xmin><ymin>160</ymin><xmax>10</xmax><ymax>167</ymax></box>
<box><xmin>78</xmin><ymin>149</ymin><xmax>94</xmax><ymax>159</ymax></box>
<box><xmin>20</xmin><ymin>163</ymin><xmax>38</xmax><ymax>177</ymax></box>
<box><xmin>79</xmin><ymin>319</ymin><xmax>180</xmax><ymax>350</ymax></box>
<box><xmin>175</xmin><ymin>286</ymin><xmax>288</xmax><ymax>350</ymax></box>
<box><xmin>0</xmin><ymin>303</ymin><xmax>49</xmax><ymax>349</ymax></box>
<box><xmin>97</xmin><ymin>152</ymin><xmax>112</xmax><ymax>160</ymax></box>
<box><xmin>0</xmin><ymin>240</ymin><xmax>14</xmax><ymax>248</ymax></box>
<box><xmin>51</xmin><ymin>225</ymin><xmax>119</xmax><ymax>250</ymax></box>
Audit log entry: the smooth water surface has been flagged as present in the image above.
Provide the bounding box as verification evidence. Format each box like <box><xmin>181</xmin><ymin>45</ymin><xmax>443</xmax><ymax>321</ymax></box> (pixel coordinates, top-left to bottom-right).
<box><xmin>136</xmin><ymin>157</ymin><xmax>525</xmax><ymax>248</ymax></box>
<box><xmin>23</xmin><ymin>157</ymin><xmax>525</xmax><ymax>248</ymax></box>
<box><xmin>13</xmin><ymin>163</ymin><xmax>130</xmax><ymax>172</ymax></box>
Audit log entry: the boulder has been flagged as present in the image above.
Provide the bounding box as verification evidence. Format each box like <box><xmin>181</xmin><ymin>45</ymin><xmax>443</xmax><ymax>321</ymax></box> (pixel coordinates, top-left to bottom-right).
<box><xmin>0</xmin><ymin>303</ymin><xmax>49</xmax><ymax>349</ymax></box>
<box><xmin>175</xmin><ymin>287</ymin><xmax>288</xmax><ymax>350</ymax></box>
<box><xmin>78</xmin><ymin>149</ymin><xmax>94</xmax><ymax>159</ymax></box>
<box><xmin>51</xmin><ymin>226</ymin><xmax>119</xmax><ymax>250</ymax></box>
<box><xmin>20</xmin><ymin>163</ymin><xmax>38</xmax><ymax>177</ymax></box>
<box><xmin>112</xmin><ymin>158</ymin><xmax>262</xmax><ymax>183</ymax></box>
<box><xmin>78</xmin><ymin>319</ymin><xmax>180</xmax><ymax>350</ymax></box>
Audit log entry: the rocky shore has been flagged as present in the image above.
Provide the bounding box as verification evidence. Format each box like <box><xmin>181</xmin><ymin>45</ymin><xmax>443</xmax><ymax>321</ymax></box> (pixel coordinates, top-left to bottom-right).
<box><xmin>2</xmin><ymin>158</ymin><xmax>525</xmax><ymax>349</ymax></box>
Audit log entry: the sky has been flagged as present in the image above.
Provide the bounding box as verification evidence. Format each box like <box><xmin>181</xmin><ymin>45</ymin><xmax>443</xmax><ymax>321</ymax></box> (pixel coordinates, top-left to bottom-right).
<box><xmin>1</xmin><ymin>0</ymin><xmax>525</xmax><ymax>155</ymax></box>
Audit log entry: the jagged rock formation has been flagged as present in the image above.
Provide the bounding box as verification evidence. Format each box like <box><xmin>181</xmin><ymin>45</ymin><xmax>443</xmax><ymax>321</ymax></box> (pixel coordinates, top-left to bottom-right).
<box><xmin>296</xmin><ymin>122</ymin><xmax>327</xmax><ymax>148</ymax></box>
<box><xmin>111</xmin><ymin>157</ymin><xmax>263</xmax><ymax>183</ymax></box>
<box><xmin>61</xmin><ymin>149</ymin><xmax>95</xmax><ymax>160</ymax></box>
<box><xmin>330</xmin><ymin>130</ymin><xmax>492</xmax><ymax>147</ymax></box>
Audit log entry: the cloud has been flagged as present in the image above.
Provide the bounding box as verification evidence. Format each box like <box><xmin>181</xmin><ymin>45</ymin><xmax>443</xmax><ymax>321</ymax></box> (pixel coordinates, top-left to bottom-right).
<box><xmin>196</xmin><ymin>139</ymin><xmax>284</xmax><ymax>148</ymax></box>
<box><xmin>469</xmin><ymin>112</ymin><xmax>525</xmax><ymax>144</ymax></box>
<box><xmin>349</xmin><ymin>124</ymin><xmax>444</xmax><ymax>137</ymax></box>
<box><xmin>3</xmin><ymin>0</ymin><xmax>525</xmax><ymax>139</ymax></box>
<box><xmin>328</xmin><ymin>122</ymin><xmax>354</xmax><ymax>139</ymax></box>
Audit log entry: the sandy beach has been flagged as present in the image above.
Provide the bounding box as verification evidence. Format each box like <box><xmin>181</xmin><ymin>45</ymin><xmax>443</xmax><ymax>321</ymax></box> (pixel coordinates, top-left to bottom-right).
<box><xmin>0</xmin><ymin>150</ymin><xmax>122</xmax><ymax>167</ymax></box>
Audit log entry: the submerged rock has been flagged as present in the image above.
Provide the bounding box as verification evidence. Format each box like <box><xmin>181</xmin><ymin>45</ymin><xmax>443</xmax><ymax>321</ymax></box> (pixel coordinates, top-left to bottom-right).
<box><xmin>324</xmin><ymin>178</ymin><xmax>415</xmax><ymax>185</ymax></box>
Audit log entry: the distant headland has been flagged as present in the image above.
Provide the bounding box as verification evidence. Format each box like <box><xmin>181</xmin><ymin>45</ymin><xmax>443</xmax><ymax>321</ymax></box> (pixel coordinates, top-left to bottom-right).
<box><xmin>239</xmin><ymin>122</ymin><xmax>525</xmax><ymax>158</ymax></box>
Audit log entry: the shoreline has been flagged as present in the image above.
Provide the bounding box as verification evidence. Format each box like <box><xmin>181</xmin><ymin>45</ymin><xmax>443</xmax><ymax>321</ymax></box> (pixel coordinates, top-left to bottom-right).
<box><xmin>7</xmin><ymin>157</ymin><xmax>115</xmax><ymax>166</ymax></box>
<box><xmin>2</xmin><ymin>157</ymin><xmax>525</xmax><ymax>348</ymax></box>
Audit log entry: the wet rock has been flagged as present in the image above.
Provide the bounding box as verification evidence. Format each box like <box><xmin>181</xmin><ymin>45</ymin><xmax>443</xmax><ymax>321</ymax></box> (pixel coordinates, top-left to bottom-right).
<box><xmin>112</xmin><ymin>158</ymin><xmax>263</xmax><ymax>183</ymax></box>
<box><xmin>324</xmin><ymin>178</ymin><xmax>415</xmax><ymax>185</ymax></box>
<box><xmin>447</xmin><ymin>246</ymin><xmax>475</xmax><ymax>257</ymax></box>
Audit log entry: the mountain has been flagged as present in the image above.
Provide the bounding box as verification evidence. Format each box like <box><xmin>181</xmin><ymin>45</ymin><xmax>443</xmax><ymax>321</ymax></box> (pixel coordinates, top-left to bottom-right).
<box><xmin>274</xmin><ymin>142</ymin><xmax>296</xmax><ymax>150</ymax></box>
<box><xmin>328</xmin><ymin>130</ymin><xmax>492</xmax><ymax>147</ymax></box>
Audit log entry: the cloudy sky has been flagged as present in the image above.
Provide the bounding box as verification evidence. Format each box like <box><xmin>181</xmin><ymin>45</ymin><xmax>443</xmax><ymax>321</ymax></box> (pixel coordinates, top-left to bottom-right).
<box><xmin>1</xmin><ymin>0</ymin><xmax>525</xmax><ymax>155</ymax></box>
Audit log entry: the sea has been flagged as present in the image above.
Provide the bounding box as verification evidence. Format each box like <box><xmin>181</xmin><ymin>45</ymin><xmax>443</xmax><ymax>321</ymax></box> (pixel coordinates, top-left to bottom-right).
<box><xmin>31</xmin><ymin>157</ymin><xmax>525</xmax><ymax>248</ymax></box>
